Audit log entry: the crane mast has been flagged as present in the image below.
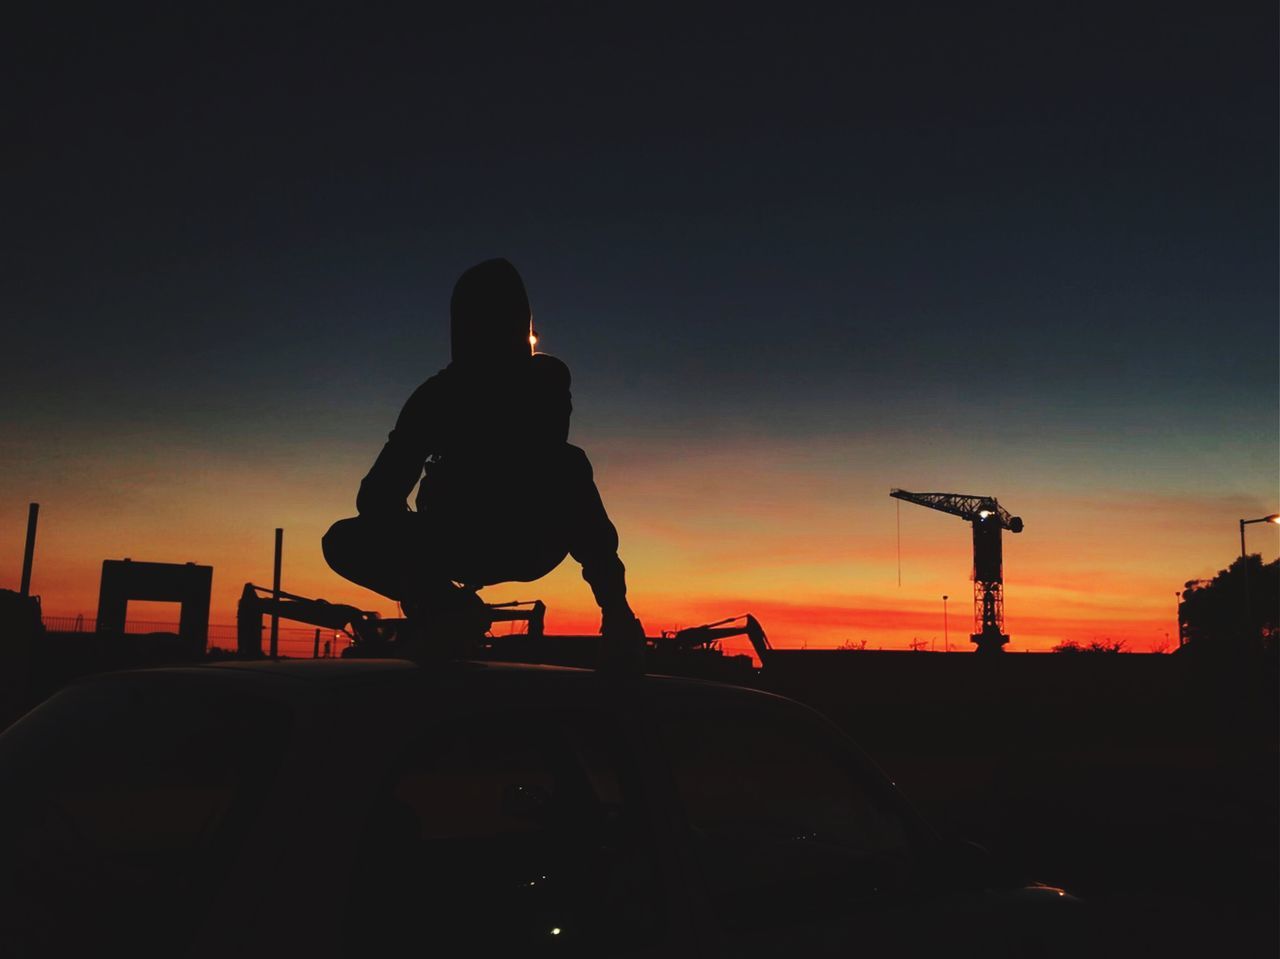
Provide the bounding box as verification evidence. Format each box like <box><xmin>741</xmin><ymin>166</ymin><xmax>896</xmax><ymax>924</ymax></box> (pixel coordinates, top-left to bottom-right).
<box><xmin>890</xmin><ymin>488</ymin><xmax>1024</xmax><ymax>653</ymax></box>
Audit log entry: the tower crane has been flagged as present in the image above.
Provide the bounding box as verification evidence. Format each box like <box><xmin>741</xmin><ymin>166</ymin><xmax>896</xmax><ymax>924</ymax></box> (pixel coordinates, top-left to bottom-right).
<box><xmin>890</xmin><ymin>489</ymin><xmax>1024</xmax><ymax>653</ymax></box>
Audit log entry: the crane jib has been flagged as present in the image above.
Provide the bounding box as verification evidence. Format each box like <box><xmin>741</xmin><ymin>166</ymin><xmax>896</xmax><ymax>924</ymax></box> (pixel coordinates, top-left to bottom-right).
<box><xmin>889</xmin><ymin>489</ymin><xmax>1023</xmax><ymax>533</ymax></box>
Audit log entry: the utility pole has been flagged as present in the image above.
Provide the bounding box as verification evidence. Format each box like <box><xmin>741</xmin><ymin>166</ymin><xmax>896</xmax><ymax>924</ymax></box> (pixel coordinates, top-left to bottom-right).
<box><xmin>270</xmin><ymin>528</ymin><xmax>283</xmax><ymax>659</ymax></box>
<box><xmin>19</xmin><ymin>503</ymin><xmax>39</xmax><ymax>597</ymax></box>
<box><xmin>942</xmin><ymin>594</ymin><xmax>949</xmax><ymax>653</ymax></box>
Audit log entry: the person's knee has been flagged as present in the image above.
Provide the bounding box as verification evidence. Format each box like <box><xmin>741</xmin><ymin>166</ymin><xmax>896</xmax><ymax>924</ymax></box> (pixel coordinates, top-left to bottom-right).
<box><xmin>322</xmin><ymin>517</ymin><xmax>362</xmax><ymax>574</ymax></box>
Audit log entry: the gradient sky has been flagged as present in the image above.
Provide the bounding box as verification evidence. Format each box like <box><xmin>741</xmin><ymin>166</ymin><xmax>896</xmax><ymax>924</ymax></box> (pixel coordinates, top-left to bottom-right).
<box><xmin>3</xmin><ymin>3</ymin><xmax>1276</xmax><ymax>652</ymax></box>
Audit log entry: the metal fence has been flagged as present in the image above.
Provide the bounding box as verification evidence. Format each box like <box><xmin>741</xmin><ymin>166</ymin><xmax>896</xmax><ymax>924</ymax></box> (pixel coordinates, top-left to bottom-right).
<box><xmin>40</xmin><ymin>617</ymin><xmax>353</xmax><ymax>658</ymax></box>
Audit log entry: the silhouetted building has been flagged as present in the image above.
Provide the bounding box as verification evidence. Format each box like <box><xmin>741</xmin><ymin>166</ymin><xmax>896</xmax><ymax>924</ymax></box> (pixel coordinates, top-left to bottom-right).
<box><xmin>96</xmin><ymin>559</ymin><xmax>212</xmax><ymax>649</ymax></box>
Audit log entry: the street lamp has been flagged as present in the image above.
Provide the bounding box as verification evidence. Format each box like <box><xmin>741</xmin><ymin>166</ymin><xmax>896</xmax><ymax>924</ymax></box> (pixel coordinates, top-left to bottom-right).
<box><xmin>1174</xmin><ymin>590</ymin><xmax>1183</xmax><ymax>648</ymax></box>
<box><xmin>942</xmin><ymin>595</ymin><xmax>949</xmax><ymax>653</ymax></box>
<box><xmin>1239</xmin><ymin>514</ymin><xmax>1280</xmax><ymax>559</ymax></box>
<box><xmin>1237</xmin><ymin>513</ymin><xmax>1279</xmax><ymax>643</ymax></box>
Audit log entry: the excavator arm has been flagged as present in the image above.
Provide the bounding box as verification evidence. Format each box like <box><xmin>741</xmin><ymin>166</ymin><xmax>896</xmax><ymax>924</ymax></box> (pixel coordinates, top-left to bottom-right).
<box><xmin>667</xmin><ymin>614</ymin><xmax>772</xmax><ymax>666</ymax></box>
<box><xmin>237</xmin><ymin>583</ymin><xmax>385</xmax><ymax>654</ymax></box>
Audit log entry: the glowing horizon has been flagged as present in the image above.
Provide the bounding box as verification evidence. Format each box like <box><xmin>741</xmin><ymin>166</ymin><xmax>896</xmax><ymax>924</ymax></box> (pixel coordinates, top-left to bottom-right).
<box><xmin>3</xmin><ymin>428</ymin><xmax>1274</xmax><ymax>655</ymax></box>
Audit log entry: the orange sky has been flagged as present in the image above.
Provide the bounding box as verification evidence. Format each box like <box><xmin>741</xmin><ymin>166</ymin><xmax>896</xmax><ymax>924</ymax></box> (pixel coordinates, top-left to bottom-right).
<box><xmin>2</xmin><ymin>0</ymin><xmax>1275</xmax><ymax>661</ymax></box>
<box><xmin>2</xmin><ymin>426</ymin><xmax>1274</xmax><ymax>654</ymax></box>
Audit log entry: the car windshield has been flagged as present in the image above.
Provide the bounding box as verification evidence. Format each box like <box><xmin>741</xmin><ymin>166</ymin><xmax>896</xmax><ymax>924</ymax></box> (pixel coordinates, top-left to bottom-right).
<box><xmin>0</xmin><ymin>675</ymin><xmax>294</xmax><ymax>957</ymax></box>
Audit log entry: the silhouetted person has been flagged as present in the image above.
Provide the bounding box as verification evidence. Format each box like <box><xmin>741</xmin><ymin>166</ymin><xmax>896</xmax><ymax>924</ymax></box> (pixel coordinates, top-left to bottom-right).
<box><xmin>323</xmin><ymin>259</ymin><xmax>643</xmax><ymax>663</ymax></box>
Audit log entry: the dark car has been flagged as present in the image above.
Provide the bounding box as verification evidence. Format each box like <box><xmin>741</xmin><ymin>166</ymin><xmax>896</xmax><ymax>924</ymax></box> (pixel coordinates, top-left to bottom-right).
<box><xmin>0</xmin><ymin>660</ymin><xmax>1081</xmax><ymax>957</ymax></box>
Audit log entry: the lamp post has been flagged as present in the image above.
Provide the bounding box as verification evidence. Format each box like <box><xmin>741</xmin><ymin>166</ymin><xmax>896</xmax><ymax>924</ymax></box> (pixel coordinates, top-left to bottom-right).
<box><xmin>1238</xmin><ymin>514</ymin><xmax>1280</xmax><ymax>559</ymax></box>
<box><xmin>942</xmin><ymin>594</ymin><xmax>949</xmax><ymax>653</ymax></box>
<box><xmin>1237</xmin><ymin>513</ymin><xmax>1280</xmax><ymax>643</ymax></box>
<box><xmin>1174</xmin><ymin>590</ymin><xmax>1183</xmax><ymax>648</ymax></box>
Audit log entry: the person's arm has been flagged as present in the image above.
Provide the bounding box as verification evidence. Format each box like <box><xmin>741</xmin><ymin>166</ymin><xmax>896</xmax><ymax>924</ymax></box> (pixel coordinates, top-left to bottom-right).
<box><xmin>529</xmin><ymin>353</ymin><xmax>572</xmax><ymax>445</ymax></box>
<box><xmin>355</xmin><ymin>376</ymin><xmax>442</xmax><ymax>515</ymax></box>
<box><xmin>563</xmin><ymin>446</ymin><xmax>642</xmax><ymax>634</ymax></box>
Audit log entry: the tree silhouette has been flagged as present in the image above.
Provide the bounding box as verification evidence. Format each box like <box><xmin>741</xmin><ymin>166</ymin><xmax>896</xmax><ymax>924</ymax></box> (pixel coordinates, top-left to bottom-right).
<box><xmin>1051</xmin><ymin>639</ymin><xmax>1126</xmax><ymax>654</ymax></box>
<box><xmin>1179</xmin><ymin>556</ymin><xmax>1279</xmax><ymax>651</ymax></box>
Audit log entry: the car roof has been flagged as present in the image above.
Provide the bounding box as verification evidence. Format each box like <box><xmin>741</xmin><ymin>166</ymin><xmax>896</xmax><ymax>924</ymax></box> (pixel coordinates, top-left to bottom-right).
<box><xmin>77</xmin><ymin>658</ymin><xmax>795</xmax><ymax>710</ymax></box>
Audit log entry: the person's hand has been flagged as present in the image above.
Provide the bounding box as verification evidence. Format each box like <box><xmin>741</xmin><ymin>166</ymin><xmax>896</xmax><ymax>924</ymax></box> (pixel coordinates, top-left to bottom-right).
<box><xmin>601</xmin><ymin>604</ymin><xmax>640</xmax><ymax>635</ymax></box>
<box><xmin>598</xmin><ymin>608</ymin><xmax>646</xmax><ymax>677</ymax></box>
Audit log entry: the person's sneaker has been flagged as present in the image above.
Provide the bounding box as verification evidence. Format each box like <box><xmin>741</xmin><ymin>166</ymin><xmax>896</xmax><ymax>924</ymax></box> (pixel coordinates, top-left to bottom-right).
<box><xmin>380</xmin><ymin>616</ymin><xmax>430</xmax><ymax>661</ymax></box>
<box><xmin>397</xmin><ymin>587</ymin><xmax>489</xmax><ymax>662</ymax></box>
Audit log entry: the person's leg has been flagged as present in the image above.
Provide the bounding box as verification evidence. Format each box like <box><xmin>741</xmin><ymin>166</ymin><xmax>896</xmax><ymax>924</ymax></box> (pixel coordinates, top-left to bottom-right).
<box><xmin>463</xmin><ymin>526</ymin><xmax>570</xmax><ymax>588</ymax></box>
<box><xmin>323</xmin><ymin>514</ymin><xmax>489</xmax><ymax>659</ymax></box>
<box><xmin>322</xmin><ymin>514</ymin><xmax>443</xmax><ymax>603</ymax></box>
<box><xmin>325</xmin><ymin>448</ymin><xmax>613</xmax><ymax>605</ymax></box>
<box><xmin>419</xmin><ymin>475</ymin><xmax>571</xmax><ymax>590</ymax></box>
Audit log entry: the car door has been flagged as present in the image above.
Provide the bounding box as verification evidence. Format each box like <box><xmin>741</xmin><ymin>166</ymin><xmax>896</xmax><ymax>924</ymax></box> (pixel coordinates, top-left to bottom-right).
<box><xmin>339</xmin><ymin>701</ymin><xmax>681</xmax><ymax>957</ymax></box>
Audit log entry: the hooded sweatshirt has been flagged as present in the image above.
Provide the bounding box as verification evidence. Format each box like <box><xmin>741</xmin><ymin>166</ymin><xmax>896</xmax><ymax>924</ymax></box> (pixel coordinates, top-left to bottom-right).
<box><xmin>354</xmin><ymin>259</ymin><xmax>628</xmax><ymax>609</ymax></box>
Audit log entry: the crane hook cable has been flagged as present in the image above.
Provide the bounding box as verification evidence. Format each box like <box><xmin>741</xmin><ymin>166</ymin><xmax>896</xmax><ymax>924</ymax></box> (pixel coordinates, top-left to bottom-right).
<box><xmin>896</xmin><ymin>498</ymin><xmax>902</xmax><ymax>587</ymax></box>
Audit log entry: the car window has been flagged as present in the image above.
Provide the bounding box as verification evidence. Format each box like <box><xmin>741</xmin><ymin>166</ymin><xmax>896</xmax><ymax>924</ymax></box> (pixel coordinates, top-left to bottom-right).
<box><xmin>0</xmin><ymin>677</ymin><xmax>294</xmax><ymax>958</ymax></box>
<box><xmin>344</xmin><ymin>708</ymin><xmax>663</xmax><ymax>957</ymax></box>
<box><xmin>656</xmin><ymin>698</ymin><xmax>915</xmax><ymax>931</ymax></box>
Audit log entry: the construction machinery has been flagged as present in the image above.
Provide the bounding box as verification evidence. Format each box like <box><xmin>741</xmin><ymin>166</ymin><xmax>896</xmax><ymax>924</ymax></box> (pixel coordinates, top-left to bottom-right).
<box><xmin>237</xmin><ymin>583</ymin><xmax>386</xmax><ymax>657</ymax></box>
<box><xmin>475</xmin><ymin>611</ymin><xmax>770</xmax><ymax>681</ymax></box>
<box><xmin>236</xmin><ymin>581</ymin><xmax>769</xmax><ymax>680</ymax></box>
<box><xmin>661</xmin><ymin>614</ymin><xmax>772</xmax><ymax>667</ymax></box>
<box><xmin>236</xmin><ymin>583</ymin><xmax>549</xmax><ymax>658</ymax></box>
<box><xmin>890</xmin><ymin>489</ymin><xmax>1024</xmax><ymax>653</ymax></box>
